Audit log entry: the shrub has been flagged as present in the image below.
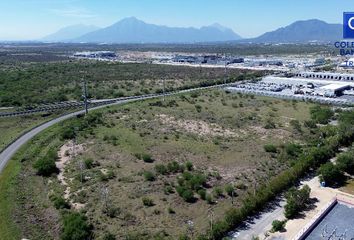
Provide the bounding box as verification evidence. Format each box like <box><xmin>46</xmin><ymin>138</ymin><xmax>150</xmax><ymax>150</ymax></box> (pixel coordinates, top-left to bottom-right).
<box><xmin>213</xmin><ymin>187</ymin><xmax>223</xmax><ymax>198</ymax></box>
<box><xmin>99</xmin><ymin>169</ymin><xmax>115</xmax><ymax>182</ymax></box>
<box><xmin>102</xmin><ymin>232</ymin><xmax>116</xmax><ymax>240</ymax></box>
<box><xmin>185</xmin><ymin>161</ymin><xmax>193</xmax><ymax>171</ymax></box>
<box><xmin>188</xmin><ymin>174</ymin><xmax>207</xmax><ymax>190</ymax></box>
<box><xmin>61</xmin><ymin>212</ymin><xmax>91</xmax><ymax>240</ymax></box>
<box><xmin>272</xmin><ymin>220</ymin><xmax>286</xmax><ymax>232</ymax></box>
<box><xmin>84</xmin><ymin>158</ymin><xmax>94</xmax><ymax>169</ymax></box>
<box><xmin>103</xmin><ymin>205</ymin><xmax>121</xmax><ymax>218</ymax></box>
<box><xmin>164</xmin><ymin>185</ymin><xmax>174</xmax><ymax>195</ymax></box>
<box><xmin>51</xmin><ymin>195</ymin><xmax>70</xmax><ymax>210</ymax></box>
<box><xmin>167</xmin><ymin>161</ymin><xmax>183</xmax><ymax>173</ymax></box>
<box><xmin>61</xmin><ymin>127</ymin><xmax>76</xmax><ymax>140</ymax></box>
<box><xmin>168</xmin><ymin>207</ymin><xmax>175</xmax><ymax>214</ymax></box>
<box><xmin>290</xmin><ymin>120</ymin><xmax>302</xmax><ymax>133</ymax></box>
<box><xmin>155</xmin><ymin>164</ymin><xmax>168</xmax><ymax>175</ymax></box>
<box><xmin>176</xmin><ymin>186</ymin><xmax>195</xmax><ymax>202</ymax></box>
<box><xmin>198</xmin><ymin>189</ymin><xmax>207</xmax><ymax>200</ymax></box>
<box><xmin>304</xmin><ymin>120</ymin><xmax>317</xmax><ymax>129</ymax></box>
<box><xmin>143</xmin><ymin>171</ymin><xmax>156</xmax><ymax>181</ymax></box>
<box><xmin>142</xmin><ymin>197</ymin><xmax>154</xmax><ymax>207</ymax></box>
<box><xmin>206</xmin><ymin>194</ymin><xmax>213</xmax><ymax>204</ymax></box>
<box><xmin>264</xmin><ymin>119</ymin><xmax>276</xmax><ymax>129</ymax></box>
<box><xmin>33</xmin><ymin>157</ymin><xmax>58</xmax><ymax>176</ymax></box>
<box><xmin>195</xmin><ymin>105</ymin><xmax>202</xmax><ymax>113</ymax></box>
<box><xmin>142</xmin><ymin>153</ymin><xmax>154</xmax><ymax>163</ymax></box>
<box><xmin>284</xmin><ymin>143</ymin><xmax>302</xmax><ymax>158</ymax></box>
<box><xmin>310</xmin><ymin>105</ymin><xmax>334</xmax><ymax>124</ymax></box>
<box><xmin>225</xmin><ymin>184</ymin><xmax>235</xmax><ymax>197</ymax></box>
<box><xmin>264</xmin><ymin>144</ymin><xmax>277</xmax><ymax>153</ymax></box>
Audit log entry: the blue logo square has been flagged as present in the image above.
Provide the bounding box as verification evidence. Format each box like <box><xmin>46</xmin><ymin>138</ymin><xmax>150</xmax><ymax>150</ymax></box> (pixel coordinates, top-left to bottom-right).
<box><xmin>344</xmin><ymin>12</ymin><xmax>354</xmax><ymax>39</ymax></box>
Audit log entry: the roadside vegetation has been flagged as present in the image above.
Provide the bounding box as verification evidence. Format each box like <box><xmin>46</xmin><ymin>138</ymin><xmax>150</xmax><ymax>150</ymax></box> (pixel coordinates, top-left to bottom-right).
<box><xmin>0</xmin><ymin>89</ymin><xmax>321</xmax><ymax>239</ymax></box>
<box><xmin>0</xmin><ymin>61</ymin><xmax>264</xmax><ymax>107</ymax></box>
<box><xmin>0</xmin><ymin>111</ymin><xmax>66</xmax><ymax>152</ymax></box>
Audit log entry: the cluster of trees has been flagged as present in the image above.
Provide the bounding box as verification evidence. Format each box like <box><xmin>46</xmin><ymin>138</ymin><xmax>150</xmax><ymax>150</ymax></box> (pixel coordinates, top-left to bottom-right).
<box><xmin>61</xmin><ymin>112</ymin><xmax>103</xmax><ymax>140</ymax></box>
<box><xmin>284</xmin><ymin>185</ymin><xmax>311</xmax><ymax>219</ymax></box>
<box><xmin>0</xmin><ymin>61</ymin><xmax>259</xmax><ymax>107</ymax></box>
<box><xmin>194</xmin><ymin>110</ymin><xmax>354</xmax><ymax>240</ymax></box>
<box><xmin>317</xmin><ymin>148</ymin><xmax>354</xmax><ymax>187</ymax></box>
<box><xmin>309</xmin><ymin>105</ymin><xmax>334</xmax><ymax>124</ymax></box>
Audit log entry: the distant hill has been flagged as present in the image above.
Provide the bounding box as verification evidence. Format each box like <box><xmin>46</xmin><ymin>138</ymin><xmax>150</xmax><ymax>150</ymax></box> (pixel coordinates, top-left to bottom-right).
<box><xmin>73</xmin><ymin>17</ymin><xmax>242</xmax><ymax>43</ymax></box>
<box><xmin>250</xmin><ymin>19</ymin><xmax>342</xmax><ymax>43</ymax></box>
<box><xmin>42</xmin><ymin>24</ymin><xmax>101</xmax><ymax>42</ymax></box>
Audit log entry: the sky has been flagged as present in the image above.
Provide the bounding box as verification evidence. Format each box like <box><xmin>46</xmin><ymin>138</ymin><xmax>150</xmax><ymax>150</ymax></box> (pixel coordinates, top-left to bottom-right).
<box><xmin>0</xmin><ymin>0</ymin><xmax>352</xmax><ymax>40</ymax></box>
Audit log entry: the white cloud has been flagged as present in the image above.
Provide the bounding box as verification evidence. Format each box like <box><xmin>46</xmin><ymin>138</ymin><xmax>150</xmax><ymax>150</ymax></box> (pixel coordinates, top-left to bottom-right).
<box><xmin>49</xmin><ymin>7</ymin><xmax>97</xmax><ymax>18</ymax></box>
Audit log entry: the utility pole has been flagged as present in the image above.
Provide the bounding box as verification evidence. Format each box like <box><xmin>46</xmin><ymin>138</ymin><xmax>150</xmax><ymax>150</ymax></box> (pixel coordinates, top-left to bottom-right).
<box><xmin>224</xmin><ymin>53</ymin><xmax>227</xmax><ymax>85</ymax></box>
<box><xmin>82</xmin><ymin>80</ymin><xmax>88</xmax><ymax>115</ymax></box>
<box><xmin>163</xmin><ymin>78</ymin><xmax>166</xmax><ymax>102</ymax></box>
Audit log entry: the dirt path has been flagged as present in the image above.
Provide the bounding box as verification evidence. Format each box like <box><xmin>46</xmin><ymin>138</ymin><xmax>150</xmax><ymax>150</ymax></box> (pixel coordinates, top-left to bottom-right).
<box><xmin>56</xmin><ymin>141</ymin><xmax>85</xmax><ymax>209</ymax></box>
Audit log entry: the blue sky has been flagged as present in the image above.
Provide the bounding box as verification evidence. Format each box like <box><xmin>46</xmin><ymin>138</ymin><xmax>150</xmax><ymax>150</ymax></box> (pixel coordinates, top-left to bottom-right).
<box><xmin>0</xmin><ymin>0</ymin><xmax>352</xmax><ymax>40</ymax></box>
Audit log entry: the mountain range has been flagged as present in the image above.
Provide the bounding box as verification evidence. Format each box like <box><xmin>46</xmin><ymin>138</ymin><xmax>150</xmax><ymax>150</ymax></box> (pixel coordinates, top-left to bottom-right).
<box><xmin>41</xmin><ymin>17</ymin><xmax>343</xmax><ymax>44</ymax></box>
<box><xmin>250</xmin><ymin>19</ymin><xmax>342</xmax><ymax>43</ymax></box>
<box><xmin>42</xmin><ymin>24</ymin><xmax>100</xmax><ymax>42</ymax></box>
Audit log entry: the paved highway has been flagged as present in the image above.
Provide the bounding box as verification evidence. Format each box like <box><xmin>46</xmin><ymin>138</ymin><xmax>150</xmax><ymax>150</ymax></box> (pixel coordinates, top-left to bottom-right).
<box><xmin>0</xmin><ymin>83</ymin><xmax>231</xmax><ymax>174</ymax></box>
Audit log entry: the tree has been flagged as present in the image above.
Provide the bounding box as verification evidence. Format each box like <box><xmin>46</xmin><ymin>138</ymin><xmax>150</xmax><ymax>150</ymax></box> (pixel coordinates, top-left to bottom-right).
<box><xmin>337</xmin><ymin>151</ymin><xmax>354</xmax><ymax>174</ymax></box>
<box><xmin>61</xmin><ymin>212</ymin><xmax>91</xmax><ymax>240</ymax></box>
<box><xmin>317</xmin><ymin>162</ymin><xmax>344</xmax><ymax>186</ymax></box>
<box><xmin>284</xmin><ymin>185</ymin><xmax>311</xmax><ymax>219</ymax></box>
<box><xmin>33</xmin><ymin>157</ymin><xmax>58</xmax><ymax>176</ymax></box>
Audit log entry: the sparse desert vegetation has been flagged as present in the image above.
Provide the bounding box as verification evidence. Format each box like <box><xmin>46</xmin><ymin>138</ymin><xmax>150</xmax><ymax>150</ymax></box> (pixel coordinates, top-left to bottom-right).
<box><xmin>1</xmin><ymin>89</ymin><xmax>324</xmax><ymax>239</ymax></box>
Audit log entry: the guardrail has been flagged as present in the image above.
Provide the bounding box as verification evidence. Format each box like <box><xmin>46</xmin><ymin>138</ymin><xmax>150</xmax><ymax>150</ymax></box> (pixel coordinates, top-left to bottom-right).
<box><xmin>0</xmin><ymin>82</ymin><xmax>233</xmax><ymax>118</ymax></box>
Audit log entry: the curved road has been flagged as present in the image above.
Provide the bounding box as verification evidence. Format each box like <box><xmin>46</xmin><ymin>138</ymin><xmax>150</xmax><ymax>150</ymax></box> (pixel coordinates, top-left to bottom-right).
<box><xmin>0</xmin><ymin>83</ymin><xmax>231</xmax><ymax>174</ymax></box>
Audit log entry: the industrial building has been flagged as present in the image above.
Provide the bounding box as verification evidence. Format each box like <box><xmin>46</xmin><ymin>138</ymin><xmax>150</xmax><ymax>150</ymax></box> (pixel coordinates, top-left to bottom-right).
<box><xmin>315</xmin><ymin>83</ymin><xmax>350</xmax><ymax>97</ymax></box>
<box><xmin>73</xmin><ymin>51</ymin><xmax>117</xmax><ymax>59</ymax></box>
<box><xmin>295</xmin><ymin>72</ymin><xmax>354</xmax><ymax>81</ymax></box>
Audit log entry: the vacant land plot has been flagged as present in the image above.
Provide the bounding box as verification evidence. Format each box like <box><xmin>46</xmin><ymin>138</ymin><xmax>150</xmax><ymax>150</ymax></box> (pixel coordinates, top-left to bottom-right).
<box><xmin>0</xmin><ymin>60</ymin><xmax>263</xmax><ymax>107</ymax></box>
<box><xmin>3</xmin><ymin>89</ymin><xmax>316</xmax><ymax>239</ymax></box>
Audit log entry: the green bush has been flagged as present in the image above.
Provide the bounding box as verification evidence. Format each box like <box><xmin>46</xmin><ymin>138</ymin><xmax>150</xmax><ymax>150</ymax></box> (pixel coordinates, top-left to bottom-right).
<box><xmin>185</xmin><ymin>161</ymin><xmax>193</xmax><ymax>171</ymax></box>
<box><xmin>143</xmin><ymin>171</ymin><xmax>156</xmax><ymax>181</ymax></box>
<box><xmin>167</xmin><ymin>161</ymin><xmax>183</xmax><ymax>173</ymax></box>
<box><xmin>61</xmin><ymin>212</ymin><xmax>91</xmax><ymax>240</ymax></box>
<box><xmin>155</xmin><ymin>164</ymin><xmax>168</xmax><ymax>175</ymax></box>
<box><xmin>176</xmin><ymin>186</ymin><xmax>195</xmax><ymax>202</ymax></box>
<box><xmin>317</xmin><ymin>162</ymin><xmax>344</xmax><ymax>187</ymax></box>
<box><xmin>142</xmin><ymin>197</ymin><xmax>154</xmax><ymax>207</ymax></box>
<box><xmin>272</xmin><ymin>220</ymin><xmax>286</xmax><ymax>232</ymax></box>
<box><xmin>225</xmin><ymin>184</ymin><xmax>235</xmax><ymax>197</ymax></box>
<box><xmin>310</xmin><ymin>105</ymin><xmax>334</xmax><ymax>124</ymax></box>
<box><xmin>142</xmin><ymin>153</ymin><xmax>154</xmax><ymax>163</ymax></box>
<box><xmin>51</xmin><ymin>195</ymin><xmax>70</xmax><ymax>210</ymax></box>
<box><xmin>264</xmin><ymin>144</ymin><xmax>277</xmax><ymax>153</ymax></box>
<box><xmin>102</xmin><ymin>232</ymin><xmax>116</xmax><ymax>240</ymax></box>
<box><xmin>206</xmin><ymin>194</ymin><xmax>213</xmax><ymax>204</ymax></box>
<box><xmin>198</xmin><ymin>189</ymin><xmax>207</xmax><ymax>200</ymax></box>
<box><xmin>33</xmin><ymin>156</ymin><xmax>58</xmax><ymax>176</ymax></box>
<box><xmin>213</xmin><ymin>187</ymin><xmax>224</xmax><ymax>198</ymax></box>
<box><xmin>84</xmin><ymin>158</ymin><xmax>94</xmax><ymax>169</ymax></box>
